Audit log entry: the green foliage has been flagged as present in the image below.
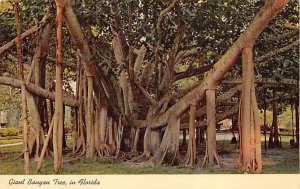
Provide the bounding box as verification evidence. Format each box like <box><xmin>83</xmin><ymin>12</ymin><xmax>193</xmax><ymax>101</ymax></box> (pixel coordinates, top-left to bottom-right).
<box><xmin>0</xmin><ymin>127</ymin><xmax>20</xmax><ymax>137</ymax></box>
<box><xmin>174</xmin><ymin>63</ymin><xmax>199</xmax><ymax>91</ymax></box>
<box><xmin>64</xmin><ymin>107</ymin><xmax>74</xmax><ymax>134</ymax></box>
<box><xmin>1</xmin><ymin>0</ymin><xmax>298</xmax><ymax>91</ymax></box>
<box><xmin>259</xmin><ymin>109</ymin><xmax>273</xmax><ymax>127</ymax></box>
<box><xmin>0</xmin><ymin>85</ymin><xmax>21</xmax><ymax>112</ymax></box>
<box><xmin>0</xmin><ymin>0</ymin><xmax>13</xmax><ymax>12</ymax></box>
<box><xmin>0</xmin><ymin>139</ymin><xmax>22</xmax><ymax>145</ymax></box>
<box><xmin>259</xmin><ymin>105</ymin><xmax>297</xmax><ymax>131</ymax></box>
<box><xmin>278</xmin><ymin>105</ymin><xmax>296</xmax><ymax>130</ymax></box>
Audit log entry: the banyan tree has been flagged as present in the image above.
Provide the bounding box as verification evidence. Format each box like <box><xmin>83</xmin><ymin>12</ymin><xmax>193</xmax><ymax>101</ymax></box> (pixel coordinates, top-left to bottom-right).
<box><xmin>0</xmin><ymin>0</ymin><xmax>298</xmax><ymax>174</ymax></box>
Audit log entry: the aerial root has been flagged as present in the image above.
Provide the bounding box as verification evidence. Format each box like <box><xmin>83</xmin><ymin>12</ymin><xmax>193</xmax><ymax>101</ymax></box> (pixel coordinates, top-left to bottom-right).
<box><xmin>97</xmin><ymin>143</ymin><xmax>112</xmax><ymax>157</ymax></box>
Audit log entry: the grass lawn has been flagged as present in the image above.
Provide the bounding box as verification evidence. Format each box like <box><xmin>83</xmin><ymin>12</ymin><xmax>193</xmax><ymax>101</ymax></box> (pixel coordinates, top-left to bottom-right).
<box><xmin>0</xmin><ymin>138</ymin><xmax>22</xmax><ymax>145</ymax></box>
<box><xmin>0</xmin><ymin>141</ymin><xmax>298</xmax><ymax>175</ymax></box>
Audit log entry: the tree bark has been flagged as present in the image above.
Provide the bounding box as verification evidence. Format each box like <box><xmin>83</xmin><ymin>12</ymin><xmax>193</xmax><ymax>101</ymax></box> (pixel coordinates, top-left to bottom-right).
<box><xmin>86</xmin><ymin>76</ymin><xmax>95</xmax><ymax>158</ymax></box>
<box><xmin>237</xmin><ymin>46</ymin><xmax>262</xmax><ymax>173</ymax></box>
<box><xmin>112</xmin><ymin>34</ymin><xmax>133</xmax><ymax>116</ymax></box>
<box><xmin>98</xmin><ymin>105</ymin><xmax>111</xmax><ymax>156</ymax></box>
<box><xmin>184</xmin><ymin>104</ymin><xmax>197</xmax><ymax>166</ymax></box>
<box><xmin>147</xmin><ymin>116</ymin><xmax>180</xmax><ymax>166</ymax></box>
<box><xmin>26</xmin><ymin>94</ymin><xmax>43</xmax><ymax>159</ymax></box>
<box><xmin>203</xmin><ymin>89</ymin><xmax>221</xmax><ymax>167</ymax></box>
<box><xmin>14</xmin><ymin>0</ymin><xmax>30</xmax><ymax>175</ymax></box>
<box><xmin>74</xmin><ymin>68</ymin><xmax>86</xmax><ymax>155</ymax></box>
<box><xmin>132</xmin><ymin>128</ymin><xmax>140</xmax><ymax>155</ymax></box>
<box><xmin>53</xmin><ymin>0</ymin><xmax>64</xmax><ymax>173</ymax></box>
<box><xmin>36</xmin><ymin>119</ymin><xmax>54</xmax><ymax>172</ymax></box>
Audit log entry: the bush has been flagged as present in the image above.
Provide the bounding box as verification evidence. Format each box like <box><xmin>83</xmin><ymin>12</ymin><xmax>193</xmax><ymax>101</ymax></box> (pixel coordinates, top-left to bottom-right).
<box><xmin>0</xmin><ymin>128</ymin><xmax>20</xmax><ymax>137</ymax></box>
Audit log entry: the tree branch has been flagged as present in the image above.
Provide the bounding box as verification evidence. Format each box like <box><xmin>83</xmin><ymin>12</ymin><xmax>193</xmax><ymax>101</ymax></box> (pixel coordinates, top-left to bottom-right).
<box><xmin>256</xmin><ymin>39</ymin><xmax>299</xmax><ymax>63</ymax></box>
<box><xmin>174</xmin><ymin>47</ymin><xmax>202</xmax><ymax>70</ymax></box>
<box><xmin>174</xmin><ymin>64</ymin><xmax>212</xmax><ymax>81</ymax></box>
<box><xmin>222</xmin><ymin>78</ymin><xmax>298</xmax><ymax>86</ymax></box>
<box><xmin>0</xmin><ymin>76</ymin><xmax>79</xmax><ymax>107</ymax></box>
<box><xmin>154</xmin><ymin>0</ymin><xmax>178</xmax><ymax>95</ymax></box>
<box><xmin>262</xmin><ymin>30</ymin><xmax>298</xmax><ymax>43</ymax></box>
<box><xmin>0</xmin><ymin>26</ymin><xmax>39</xmax><ymax>55</ymax></box>
<box><xmin>133</xmin><ymin>80</ymin><xmax>157</xmax><ymax>106</ymax></box>
<box><xmin>0</xmin><ymin>15</ymin><xmax>51</xmax><ymax>55</ymax></box>
<box><xmin>47</xmin><ymin>57</ymin><xmax>77</xmax><ymax>69</ymax></box>
<box><xmin>276</xmin><ymin>23</ymin><xmax>299</xmax><ymax>30</ymax></box>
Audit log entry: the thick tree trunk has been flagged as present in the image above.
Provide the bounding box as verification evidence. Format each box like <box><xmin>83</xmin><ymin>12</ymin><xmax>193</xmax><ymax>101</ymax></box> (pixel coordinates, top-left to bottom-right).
<box><xmin>86</xmin><ymin>76</ymin><xmax>95</xmax><ymax>159</ymax></box>
<box><xmin>237</xmin><ymin>46</ymin><xmax>262</xmax><ymax>173</ymax></box>
<box><xmin>98</xmin><ymin>105</ymin><xmax>111</xmax><ymax>156</ymax></box>
<box><xmin>73</xmin><ymin>67</ymin><xmax>87</xmax><ymax>155</ymax></box>
<box><xmin>14</xmin><ymin>1</ymin><xmax>30</xmax><ymax>175</ymax></box>
<box><xmin>53</xmin><ymin>0</ymin><xmax>64</xmax><ymax>173</ymax></box>
<box><xmin>138</xmin><ymin>108</ymin><xmax>162</xmax><ymax>160</ymax></box>
<box><xmin>184</xmin><ymin>104</ymin><xmax>197</xmax><ymax>166</ymax></box>
<box><xmin>112</xmin><ymin>35</ymin><xmax>131</xmax><ymax>116</ymax></box>
<box><xmin>26</xmin><ymin>94</ymin><xmax>43</xmax><ymax>159</ymax></box>
<box><xmin>132</xmin><ymin>128</ymin><xmax>140</xmax><ymax>155</ymax></box>
<box><xmin>203</xmin><ymin>89</ymin><xmax>221</xmax><ymax>167</ymax></box>
<box><xmin>149</xmin><ymin>130</ymin><xmax>161</xmax><ymax>155</ymax></box>
<box><xmin>146</xmin><ymin>116</ymin><xmax>180</xmax><ymax>166</ymax></box>
<box><xmin>115</xmin><ymin>118</ymin><xmax>124</xmax><ymax>156</ymax></box>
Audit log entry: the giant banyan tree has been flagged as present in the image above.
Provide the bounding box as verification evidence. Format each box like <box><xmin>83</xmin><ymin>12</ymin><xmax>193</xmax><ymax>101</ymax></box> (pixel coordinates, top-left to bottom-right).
<box><xmin>0</xmin><ymin>0</ymin><xmax>298</xmax><ymax>174</ymax></box>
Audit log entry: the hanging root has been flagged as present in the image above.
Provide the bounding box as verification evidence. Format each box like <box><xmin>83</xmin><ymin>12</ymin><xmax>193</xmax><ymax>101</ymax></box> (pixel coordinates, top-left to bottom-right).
<box><xmin>115</xmin><ymin>120</ymin><xmax>124</xmax><ymax>157</ymax></box>
<box><xmin>135</xmin><ymin>117</ymin><xmax>181</xmax><ymax>167</ymax></box>
<box><xmin>128</xmin><ymin>127</ymin><xmax>181</xmax><ymax>167</ymax></box>
<box><xmin>96</xmin><ymin>143</ymin><xmax>112</xmax><ymax>157</ymax></box>
<box><xmin>201</xmin><ymin>147</ymin><xmax>208</xmax><ymax>168</ymax></box>
<box><xmin>183</xmin><ymin>104</ymin><xmax>197</xmax><ymax>167</ymax></box>
<box><xmin>15</xmin><ymin>152</ymin><xmax>24</xmax><ymax>160</ymax></box>
<box><xmin>128</xmin><ymin>151</ymin><xmax>152</xmax><ymax>163</ymax></box>
<box><xmin>64</xmin><ymin>153</ymin><xmax>85</xmax><ymax>164</ymax></box>
<box><xmin>201</xmin><ymin>144</ymin><xmax>223</xmax><ymax>168</ymax></box>
<box><xmin>183</xmin><ymin>137</ymin><xmax>197</xmax><ymax>167</ymax></box>
<box><xmin>213</xmin><ymin>150</ymin><xmax>222</xmax><ymax>167</ymax></box>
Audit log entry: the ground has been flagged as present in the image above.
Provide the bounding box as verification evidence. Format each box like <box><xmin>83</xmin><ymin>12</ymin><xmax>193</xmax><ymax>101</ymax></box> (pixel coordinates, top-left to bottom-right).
<box><xmin>0</xmin><ymin>138</ymin><xmax>298</xmax><ymax>174</ymax></box>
